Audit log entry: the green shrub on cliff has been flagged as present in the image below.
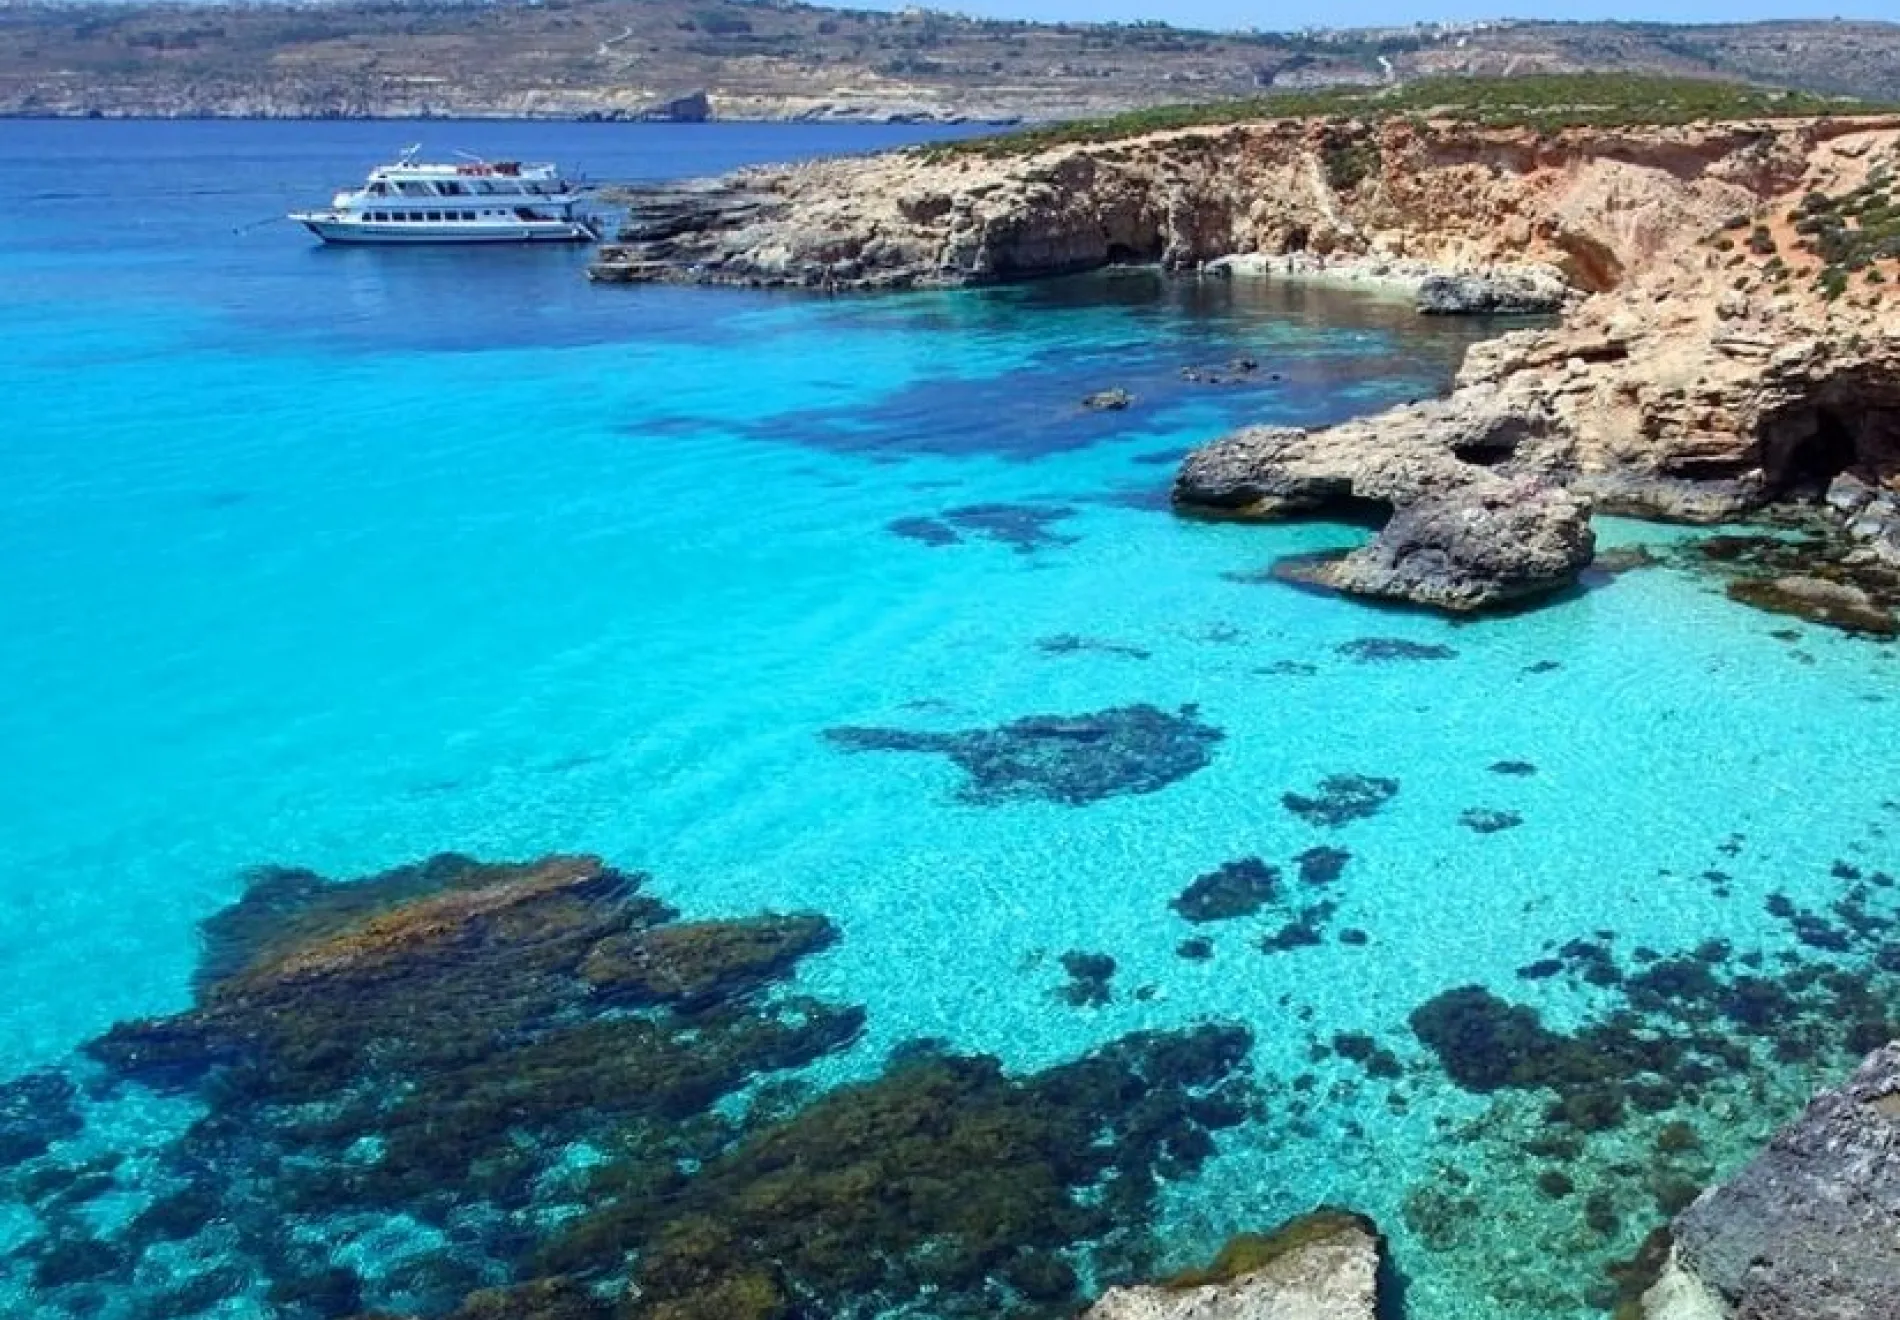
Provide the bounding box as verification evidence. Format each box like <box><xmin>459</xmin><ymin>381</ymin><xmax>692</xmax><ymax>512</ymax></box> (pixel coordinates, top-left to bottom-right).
<box><xmin>918</xmin><ymin>73</ymin><xmax>1891</xmax><ymax>161</ymax></box>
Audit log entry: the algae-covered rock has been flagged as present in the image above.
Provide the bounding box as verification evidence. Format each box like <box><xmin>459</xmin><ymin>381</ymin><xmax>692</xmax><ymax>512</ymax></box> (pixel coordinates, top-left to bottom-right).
<box><xmin>579</xmin><ymin>913</ymin><xmax>838</xmax><ymax>1009</ymax></box>
<box><xmin>1725</xmin><ymin>573</ymin><xmax>1898</xmax><ymax>636</ymax></box>
<box><xmin>558</xmin><ymin>1025</ymin><xmax>1256</xmax><ymax>1320</ymax></box>
<box><xmin>64</xmin><ymin>847</ymin><xmax>1260</xmax><ymax>1320</ymax></box>
<box><xmin>1081</xmin><ymin>1208</ymin><xmax>1383</xmax><ymax>1319</ymax></box>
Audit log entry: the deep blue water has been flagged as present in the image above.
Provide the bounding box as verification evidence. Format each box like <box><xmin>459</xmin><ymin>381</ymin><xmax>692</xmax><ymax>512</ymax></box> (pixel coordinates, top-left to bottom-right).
<box><xmin>1</xmin><ymin>119</ymin><xmax>1896</xmax><ymax>1320</ymax></box>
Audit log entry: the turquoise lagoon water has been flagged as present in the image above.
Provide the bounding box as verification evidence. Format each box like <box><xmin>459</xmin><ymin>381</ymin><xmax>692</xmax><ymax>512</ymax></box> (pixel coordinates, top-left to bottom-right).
<box><xmin>1</xmin><ymin>121</ymin><xmax>1897</xmax><ymax>1319</ymax></box>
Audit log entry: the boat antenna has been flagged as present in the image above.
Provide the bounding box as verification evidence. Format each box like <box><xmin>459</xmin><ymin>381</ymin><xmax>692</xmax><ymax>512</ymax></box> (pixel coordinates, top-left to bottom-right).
<box><xmin>399</xmin><ymin>143</ymin><xmax>422</xmax><ymax>165</ymax></box>
<box><xmin>453</xmin><ymin>149</ymin><xmax>489</xmax><ymax>164</ymax></box>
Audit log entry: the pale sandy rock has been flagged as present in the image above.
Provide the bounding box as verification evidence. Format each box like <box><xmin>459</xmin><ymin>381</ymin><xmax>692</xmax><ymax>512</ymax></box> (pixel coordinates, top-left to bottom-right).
<box><xmin>1642</xmin><ymin>1256</ymin><xmax>1731</xmax><ymax>1320</ymax></box>
<box><xmin>1080</xmin><ymin>1212</ymin><xmax>1380</xmax><ymax>1320</ymax></box>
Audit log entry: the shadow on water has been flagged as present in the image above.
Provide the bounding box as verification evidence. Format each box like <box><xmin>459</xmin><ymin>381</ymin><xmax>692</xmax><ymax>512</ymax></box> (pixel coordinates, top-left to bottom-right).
<box><xmin>627</xmin><ymin>268</ymin><xmax>1532</xmax><ymax>461</ymax></box>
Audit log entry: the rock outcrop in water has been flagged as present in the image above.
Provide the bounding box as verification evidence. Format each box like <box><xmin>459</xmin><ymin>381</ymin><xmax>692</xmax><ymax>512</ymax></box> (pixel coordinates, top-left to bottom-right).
<box><xmin>1649</xmin><ymin>1041</ymin><xmax>1900</xmax><ymax>1320</ymax></box>
<box><xmin>593</xmin><ymin>112</ymin><xmax>1900</xmax><ymax>615</ymax></box>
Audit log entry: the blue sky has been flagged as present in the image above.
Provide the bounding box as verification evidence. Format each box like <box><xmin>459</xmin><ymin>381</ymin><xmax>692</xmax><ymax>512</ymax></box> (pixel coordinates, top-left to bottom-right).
<box><xmin>884</xmin><ymin>1</ymin><xmax>1899</xmax><ymax>28</ymax></box>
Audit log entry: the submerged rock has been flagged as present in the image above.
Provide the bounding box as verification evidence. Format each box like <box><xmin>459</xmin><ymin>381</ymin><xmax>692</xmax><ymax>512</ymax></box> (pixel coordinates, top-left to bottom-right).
<box><xmin>1283</xmin><ymin>774</ymin><xmax>1399</xmax><ymax>827</ymax></box>
<box><xmin>1056</xmin><ymin>949</ymin><xmax>1118</xmax><ymax>1006</ymax></box>
<box><xmin>1725</xmin><ymin>573</ymin><xmax>1898</xmax><ymax>637</ymax></box>
<box><xmin>1295</xmin><ymin>846</ymin><xmax>1351</xmax><ymax>887</ymax></box>
<box><xmin>1336</xmin><ymin>637</ymin><xmax>1457</xmax><ymax>663</ymax></box>
<box><xmin>0</xmin><ymin>1071</ymin><xmax>81</xmax><ymax>1165</ymax></box>
<box><xmin>825</xmin><ymin>703</ymin><xmax>1224</xmax><ymax>805</ymax></box>
<box><xmin>1666</xmin><ymin>1041</ymin><xmax>1900</xmax><ymax>1320</ymax></box>
<box><xmin>556</xmin><ymin>1024</ymin><xmax>1256</xmax><ymax>1320</ymax></box>
<box><xmin>1459</xmin><ymin>808</ymin><xmax>1523</xmax><ymax>834</ymax></box>
<box><xmin>889</xmin><ymin>503</ymin><xmax>1078</xmax><ymax>553</ymax></box>
<box><xmin>942</xmin><ymin>501</ymin><xmax>1079</xmax><ymax>554</ymax></box>
<box><xmin>1037</xmin><ymin>633</ymin><xmax>1152</xmax><ymax>661</ymax></box>
<box><xmin>1084</xmin><ymin>388</ymin><xmax>1135</xmax><ymax>411</ymax></box>
<box><xmin>54</xmin><ymin>848</ymin><xmax>1264</xmax><ymax>1320</ymax></box>
<box><xmin>1172</xmin><ymin>858</ymin><xmax>1281</xmax><ymax>923</ymax></box>
<box><xmin>1080</xmin><ymin>1208</ymin><xmax>1382</xmax><ymax>1320</ymax></box>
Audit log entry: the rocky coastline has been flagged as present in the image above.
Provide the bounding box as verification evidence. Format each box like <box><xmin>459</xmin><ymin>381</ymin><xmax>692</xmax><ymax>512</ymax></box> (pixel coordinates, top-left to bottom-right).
<box><xmin>581</xmin><ymin>115</ymin><xmax>1900</xmax><ymax>1317</ymax></box>
<box><xmin>592</xmin><ymin>112</ymin><xmax>1900</xmax><ymax>624</ymax></box>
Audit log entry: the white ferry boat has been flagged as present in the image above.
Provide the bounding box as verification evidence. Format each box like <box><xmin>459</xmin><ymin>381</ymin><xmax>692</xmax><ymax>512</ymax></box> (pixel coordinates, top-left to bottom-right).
<box><xmin>290</xmin><ymin>148</ymin><xmax>602</xmax><ymax>245</ymax></box>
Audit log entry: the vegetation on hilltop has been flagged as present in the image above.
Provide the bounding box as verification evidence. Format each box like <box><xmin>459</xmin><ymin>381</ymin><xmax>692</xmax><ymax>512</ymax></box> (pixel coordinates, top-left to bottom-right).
<box><xmin>918</xmin><ymin>74</ymin><xmax>1898</xmax><ymax>161</ymax></box>
<box><xmin>1</xmin><ymin>1</ymin><xmax>1899</xmax><ymax>122</ymax></box>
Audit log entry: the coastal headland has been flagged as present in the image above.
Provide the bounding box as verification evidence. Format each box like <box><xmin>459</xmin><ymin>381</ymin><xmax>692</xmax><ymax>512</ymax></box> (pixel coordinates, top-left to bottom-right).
<box><xmin>594</xmin><ymin>77</ymin><xmax>1900</xmax><ymax>622</ymax></box>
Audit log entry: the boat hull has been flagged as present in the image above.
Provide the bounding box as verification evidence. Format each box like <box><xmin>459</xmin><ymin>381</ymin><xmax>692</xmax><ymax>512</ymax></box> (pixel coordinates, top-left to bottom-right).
<box><xmin>293</xmin><ymin>216</ymin><xmax>597</xmax><ymax>245</ymax></box>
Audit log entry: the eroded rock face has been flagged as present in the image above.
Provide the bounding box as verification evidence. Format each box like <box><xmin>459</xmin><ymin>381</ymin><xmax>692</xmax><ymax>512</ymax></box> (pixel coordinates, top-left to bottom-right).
<box><xmin>1664</xmin><ymin>1042</ymin><xmax>1900</xmax><ymax>1320</ymax></box>
<box><xmin>1417</xmin><ymin>268</ymin><xmax>1569</xmax><ymax>316</ymax></box>
<box><xmin>1176</xmin><ymin>399</ymin><xmax>1595</xmax><ymax>612</ymax></box>
<box><xmin>1294</xmin><ymin>480</ymin><xmax>1596</xmax><ymax>612</ymax></box>
<box><xmin>1079</xmin><ymin>1209</ymin><xmax>1383</xmax><ymax>1320</ymax></box>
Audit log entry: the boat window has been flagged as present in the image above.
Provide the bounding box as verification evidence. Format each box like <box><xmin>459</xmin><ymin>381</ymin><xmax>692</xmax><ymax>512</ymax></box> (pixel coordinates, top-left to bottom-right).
<box><xmin>396</xmin><ymin>181</ymin><xmax>429</xmax><ymax>197</ymax></box>
<box><xmin>438</xmin><ymin>181</ymin><xmax>463</xmax><ymax>196</ymax></box>
<box><xmin>368</xmin><ymin>183</ymin><xmax>387</xmax><ymax>197</ymax></box>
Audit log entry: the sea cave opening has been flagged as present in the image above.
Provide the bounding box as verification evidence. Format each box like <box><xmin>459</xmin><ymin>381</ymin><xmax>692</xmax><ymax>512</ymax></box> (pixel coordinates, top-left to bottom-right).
<box><xmin>1761</xmin><ymin>388</ymin><xmax>1900</xmax><ymax>502</ymax></box>
<box><xmin>1105</xmin><ymin>238</ymin><xmax>1161</xmax><ymax>265</ymax></box>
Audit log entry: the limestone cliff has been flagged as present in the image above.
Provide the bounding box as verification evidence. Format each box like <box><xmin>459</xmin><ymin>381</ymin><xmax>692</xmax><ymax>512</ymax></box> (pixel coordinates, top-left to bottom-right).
<box><xmin>590</xmin><ymin>116</ymin><xmax>1868</xmax><ymax>291</ymax></box>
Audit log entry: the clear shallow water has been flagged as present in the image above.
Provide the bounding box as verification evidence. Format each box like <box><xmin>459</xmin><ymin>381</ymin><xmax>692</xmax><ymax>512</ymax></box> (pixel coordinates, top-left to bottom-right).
<box><xmin>1</xmin><ymin>121</ymin><xmax>1897</xmax><ymax>1320</ymax></box>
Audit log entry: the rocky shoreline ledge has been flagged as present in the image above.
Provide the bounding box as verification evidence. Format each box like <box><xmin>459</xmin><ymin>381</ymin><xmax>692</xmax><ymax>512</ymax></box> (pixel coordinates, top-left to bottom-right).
<box><xmin>591</xmin><ymin>113</ymin><xmax>1900</xmax><ymax>623</ymax></box>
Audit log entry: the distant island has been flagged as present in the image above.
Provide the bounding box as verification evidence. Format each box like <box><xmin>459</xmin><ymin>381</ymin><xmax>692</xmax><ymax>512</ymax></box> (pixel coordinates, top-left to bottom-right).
<box><xmin>2</xmin><ymin>1</ymin><xmax>1899</xmax><ymax>122</ymax></box>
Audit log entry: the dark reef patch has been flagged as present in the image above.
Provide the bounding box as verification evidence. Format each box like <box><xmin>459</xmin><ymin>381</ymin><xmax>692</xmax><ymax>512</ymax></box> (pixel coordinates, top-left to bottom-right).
<box><xmin>943</xmin><ymin>502</ymin><xmax>1079</xmax><ymax>554</ymax></box>
<box><xmin>1283</xmin><ymin>774</ymin><xmax>1400</xmax><ymax>827</ymax></box>
<box><xmin>1055</xmin><ymin>950</ymin><xmax>1118</xmax><ymax>1006</ymax></box>
<box><xmin>1172</xmin><ymin>858</ymin><xmax>1281</xmax><ymax>923</ymax></box>
<box><xmin>825</xmin><ymin>704</ymin><xmax>1223</xmax><ymax>806</ymax></box>
<box><xmin>887</xmin><ymin>503</ymin><xmax>1080</xmax><ymax>554</ymax></box>
<box><xmin>1036</xmin><ymin>633</ymin><xmax>1152</xmax><ymax>661</ymax></box>
<box><xmin>1459</xmin><ymin>808</ymin><xmax>1524</xmax><ymax>834</ymax></box>
<box><xmin>44</xmin><ymin>851</ymin><xmax>1259</xmax><ymax>1320</ymax></box>
<box><xmin>1295</xmin><ymin>846</ymin><xmax>1352</xmax><ymax>887</ymax></box>
<box><xmin>1254</xmin><ymin>660</ymin><xmax>1320</xmax><ymax>677</ymax></box>
<box><xmin>887</xmin><ymin>515</ymin><xmax>962</xmax><ymax>548</ymax></box>
<box><xmin>1336</xmin><ymin>637</ymin><xmax>1459</xmax><ymax>663</ymax></box>
<box><xmin>1260</xmin><ymin>902</ymin><xmax>1338</xmax><ymax>954</ymax></box>
<box><xmin>0</xmin><ymin>1071</ymin><xmax>81</xmax><ymax>1166</ymax></box>
<box><xmin>1489</xmin><ymin>760</ymin><xmax>1538</xmax><ymax>777</ymax></box>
